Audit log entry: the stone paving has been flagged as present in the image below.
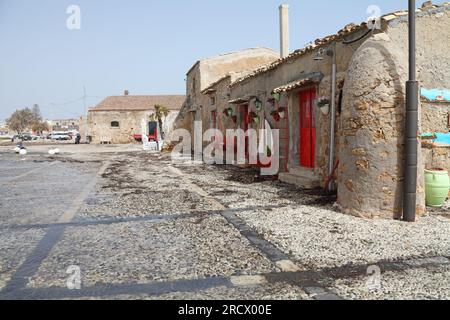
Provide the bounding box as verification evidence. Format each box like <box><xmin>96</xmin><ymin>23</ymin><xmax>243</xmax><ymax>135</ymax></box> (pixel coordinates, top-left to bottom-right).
<box><xmin>0</xmin><ymin>144</ymin><xmax>449</xmax><ymax>300</ymax></box>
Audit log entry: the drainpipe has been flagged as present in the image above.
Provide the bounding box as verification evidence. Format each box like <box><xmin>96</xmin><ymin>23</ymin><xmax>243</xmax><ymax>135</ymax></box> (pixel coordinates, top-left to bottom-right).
<box><xmin>328</xmin><ymin>43</ymin><xmax>337</xmax><ymax>192</ymax></box>
<box><xmin>403</xmin><ymin>0</ymin><xmax>418</xmax><ymax>222</ymax></box>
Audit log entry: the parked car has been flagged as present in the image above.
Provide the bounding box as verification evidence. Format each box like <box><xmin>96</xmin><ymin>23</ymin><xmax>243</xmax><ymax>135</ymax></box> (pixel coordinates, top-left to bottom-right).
<box><xmin>0</xmin><ymin>134</ymin><xmax>12</xmax><ymax>141</ymax></box>
<box><xmin>12</xmin><ymin>133</ymin><xmax>32</xmax><ymax>142</ymax></box>
<box><xmin>50</xmin><ymin>132</ymin><xmax>71</xmax><ymax>141</ymax></box>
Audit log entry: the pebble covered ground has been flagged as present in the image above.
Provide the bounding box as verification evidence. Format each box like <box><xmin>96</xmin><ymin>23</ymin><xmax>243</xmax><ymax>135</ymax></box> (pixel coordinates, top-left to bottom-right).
<box><xmin>0</xmin><ymin>229</ymin><xmax>45</xmax><ymax>290</ymax></box>
<box><xmin>1</xmin><ymin>144</ymin><xmax>449</xmax><ymax>300</ymax></box>
<box><xmin>29</xmin><ymin>215</ymin><xmax>276</xmax><ymax>288</ymax></box>
<box><xmin>67</xmin><ymin>283</ymin><xmax>311</xmax><ymax>300</ymax></box>
<box><xmin>169</xmin><ymin>156</ymin><xmax>450</xmax><ymax>271</ymax></box>
<box><xmin>330</xmin><ymin>264</ymin><xmax>450</xmax><ymax>300</ymax></box>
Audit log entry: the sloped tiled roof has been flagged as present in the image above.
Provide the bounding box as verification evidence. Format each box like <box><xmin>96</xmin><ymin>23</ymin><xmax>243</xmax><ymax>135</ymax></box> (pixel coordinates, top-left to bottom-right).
<box><xmin>89</xmin><ymin>95</ymin><xmax>185</xmax><ymax>112</ymax></box>
<box><xmin>201</xmin><ymin>69</ymin><xmax>263</xmax><ymax>95</ymax></box>
<box><xmin>201</xmin><ymin>75</ymin><xmax>231</xmax><ymax>95</ymax></box>
<box><xmin>230</xmin><ymin>2</ymin><xmax>450</xmax><ymax>87</ymax></box>
<box><xmin>272</xmin><ymin>78</ymin><xmax>317</xmax><ymax>94</ymax></box>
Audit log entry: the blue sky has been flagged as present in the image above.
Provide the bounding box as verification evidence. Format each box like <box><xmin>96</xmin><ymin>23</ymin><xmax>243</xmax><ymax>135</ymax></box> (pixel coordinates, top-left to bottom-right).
<box><xmin>0</xmin><ymin>0</ymin><xmax>410</xmax><ymax>121</ymax></box>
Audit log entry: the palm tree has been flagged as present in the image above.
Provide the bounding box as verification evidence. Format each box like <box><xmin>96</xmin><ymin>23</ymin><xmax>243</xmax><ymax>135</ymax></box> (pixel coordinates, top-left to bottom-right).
<box><xmin>149</xmin><ymin>105</ymin><xmax>170</xmax><ymax>137</ymax></box>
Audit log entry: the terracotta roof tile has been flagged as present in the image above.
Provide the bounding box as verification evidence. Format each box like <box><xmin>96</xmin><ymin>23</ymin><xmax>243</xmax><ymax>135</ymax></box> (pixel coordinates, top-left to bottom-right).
<box><xmin>272</xmin><ymin>78</ymin><xmax>318</xmax><ymax>94</ymax></box>
<box><xmin>89</xmin><ymin>95</ymin><xmax>185</xmax><ymax>112</ymax></box>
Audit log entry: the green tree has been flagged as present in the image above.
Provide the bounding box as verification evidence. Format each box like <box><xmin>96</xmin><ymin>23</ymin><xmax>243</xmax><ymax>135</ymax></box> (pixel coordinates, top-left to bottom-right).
<box><xmin>6</xmin><ymin>108</ymin><xmax>35</xmax><ymax>133</ymax></box>
<box><xmin>149</xmin><ymin>105</ymin><xmax>170</xmax><ymax>135</ymax></box>
<box><xmin>31</xmin><ymin>121</ymin><xmax>50</xmax><ymax>135</ymax></box>
<box><xmin>6</xmin><ymin>105</ymin><xmax>43</xmax><ymax>134</ymax></box>
<box><xmin>32</xmin><ymin>104</ymin><xmax>42</xmax><ymax>122</ymax></box>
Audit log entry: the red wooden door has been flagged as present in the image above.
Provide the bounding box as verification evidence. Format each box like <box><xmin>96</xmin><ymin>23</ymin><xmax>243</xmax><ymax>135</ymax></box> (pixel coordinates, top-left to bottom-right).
<box><xmin>299</xmin><ymin>88</ymin><xmax>316</xmax><ymax>168</ymax></box>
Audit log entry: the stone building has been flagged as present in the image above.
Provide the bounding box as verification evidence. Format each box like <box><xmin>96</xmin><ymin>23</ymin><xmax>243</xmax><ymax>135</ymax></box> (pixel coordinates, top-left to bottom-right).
<box><xmin>88</xmin><ymin>92</ymin><xmax>185</xmax><ymax>144</ymax></box>
<box><xmin>48</xmin><ymin>119</ymin><xmax>80</xmax><ymax>132</ymax></box>
<box><xmin>195</xmin><ymin>2</ymin><xmax>450</xmax><ymax>219</ymax></box>
<box><xmin>174</xmin><ymin>47</ymin><xmax>280</xmax><ymax>148</ymax></box>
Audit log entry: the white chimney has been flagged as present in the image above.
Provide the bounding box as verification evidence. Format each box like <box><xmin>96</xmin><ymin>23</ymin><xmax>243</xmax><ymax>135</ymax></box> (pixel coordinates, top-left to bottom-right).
<box><xmin>279</xmin><ymin>4</ymin><xmax>290</xmax><ymax>58</ymax></box>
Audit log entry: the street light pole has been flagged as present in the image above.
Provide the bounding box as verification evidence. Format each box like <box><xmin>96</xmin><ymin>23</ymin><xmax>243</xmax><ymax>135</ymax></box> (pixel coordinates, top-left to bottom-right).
<box><xmin>403</xmin><ymin>0</ymin><xmax>419</xmax><ymax>222</ymax></box>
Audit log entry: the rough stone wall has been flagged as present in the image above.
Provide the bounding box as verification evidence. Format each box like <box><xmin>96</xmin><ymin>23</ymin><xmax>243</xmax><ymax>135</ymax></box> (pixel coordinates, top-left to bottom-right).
<box><xmin>338</xmin><ymin>9</ymin><xmax>450</xmax><ymax>219</ymax></box>
<box><xmin>229</xmin><ymin>34</ymin><xmax>367</xmax><ymax>178</ymax></box>
<box><xmin>422</xmin><ymin>146</ymin><xmax>450</xmax><ymax>172</ymax></box>
<box><xmin>89</xmin><ymin>110</ymin><xmax>179</xmax><ymax>144</ymax></box>
<box><xmin>174</xmin><ymin>48</ymin><xmax>279</xmax><ymax>145</ymax></box>
<box><xmin>197</xmin><ymin>49</ymin><xmax>279</xmax><ymax>92</ymax></box>
<box><xmin>202</xmin><ymin>76</ymin><xmax>234</xmax><ymax>140</ymax></box>
<box><xmin>421</xmin><ymin>102</ymin><xmax>450</xmax><ymax>133</ymax></box>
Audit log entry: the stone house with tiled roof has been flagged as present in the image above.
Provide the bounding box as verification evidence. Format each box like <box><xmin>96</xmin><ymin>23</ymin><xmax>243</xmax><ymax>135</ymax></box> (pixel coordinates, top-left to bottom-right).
<box><xmin>174</xmin><ymin>47</ymin><xmax>280</xmax><ymax>149</ymax></box>
<box><xmin>199</xmin><ymin>2</ymin><xmax>450</xmax><ymax>219</ymax></box>
<box><xmin>88</xmin><ymin>91</ymin><xmax>185</xmax><ymax>144</ymax></box>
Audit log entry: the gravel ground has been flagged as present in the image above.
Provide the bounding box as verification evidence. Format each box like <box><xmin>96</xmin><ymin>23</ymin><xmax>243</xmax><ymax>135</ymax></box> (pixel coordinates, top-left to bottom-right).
<box><xmin>67</xmin><ymin>283</ymin><xmax>311</xmax><ymax>300</ymax></box>
<box><xmin>2</xmin><ymin>145</ymin><xmax>449</xmax><ymax>300</ymax></box>
<box><xmin>330</xmin><ymin>264</ymin><xmax>450</xmax><ymax>300</ymax></box>
<box><xmin>0</xmin><ymin>155</ymin><xmax>100</xmax><ymax>226</ymax></box>
<box><xmin>168</xmin><ymin>156</ymin><xmax>450</xmax><ymax>270</ymax></box>
<box><xmin>0</xmin><ymin>229</ymin><xmax>45</xmax><ymax>290</ymax></box>
<box><xmin>236</xmin><ymin>206</ymin><xmax>450</xmax><ymax>269</ymax></box>
<box><xmin>28</xmin><ymin>215</ymin><xmax>276</xmax><ymax>289</ymax></box>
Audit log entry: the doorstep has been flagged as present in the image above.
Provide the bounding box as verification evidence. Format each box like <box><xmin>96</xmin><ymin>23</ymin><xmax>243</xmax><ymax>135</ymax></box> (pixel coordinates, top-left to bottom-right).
<box><xmin>279</xmin><ymin>166</ymin><xmax>320</xmax><ymax>189</ymax></box>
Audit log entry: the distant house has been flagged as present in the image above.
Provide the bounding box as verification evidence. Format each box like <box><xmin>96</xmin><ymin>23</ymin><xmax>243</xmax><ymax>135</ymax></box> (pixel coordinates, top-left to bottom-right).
<box><xmin>48</xmin><ymin>119</ymin><xmax>79</xmax><ymax>132</ymax></box>
<box><xmin>88</xmin><ymin>91</ymin><xmax>185</xmax><ymax>144</ymax></box>
<box><xmin>0</xmin><ymin>122</ymin><xmax>10</xmax><ymax>137</ymax></box>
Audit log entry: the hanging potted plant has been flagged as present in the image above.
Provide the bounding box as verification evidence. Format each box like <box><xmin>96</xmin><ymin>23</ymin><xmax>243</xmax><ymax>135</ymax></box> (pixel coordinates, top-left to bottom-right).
<box><xmin>247</xmin><ymin>111</ymin><xmax>257</xmax><ymax>123</ymax></box>
<box><xmin>266</xmin><ymin>146</ymin><xmax>272</xmax><ymax>158</ymax></box>
<box><xmin>272</xmin><ymin>92</ymin><xmax>281</xmax><ymax>102</ymax></box>
<box><xmin>253</xmin><ymin>115</ymin><xmax>261</xmax><ymax>126</ymax></box>
<box><xmin>231</xmin><ymin>115</ymin><xmax>238</xmax><ymax>124</ymax></box>
<box><xmin>270</xmin><ymin>109</ymin><xmax>281</xmax><ymax>122</ymax></box>
<box><xmin>254</xmin><ymin>99</ymin><xmax>263</xmax><ymax>112</ymax></box>
<box><xmin>277</xmin><ymin>107</ymin><xmax>286</xmax><ymax>119</ymax></box>
<box><xmin>316</xmin><ymin>97</ymin><xmax>330</xmax><ymax>116</ymax></box>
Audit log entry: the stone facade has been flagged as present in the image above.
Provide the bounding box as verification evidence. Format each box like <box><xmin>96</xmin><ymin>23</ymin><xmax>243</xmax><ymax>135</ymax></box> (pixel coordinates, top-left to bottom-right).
<box><xmin>88</xmin><ymin>94</ymin><xmax>184</xmax><ymax>144</ymax></box>
<box><xmin>422</xmin><ymin>102</ymin><xmax>450</xmax><ymax>133</ymax></box>
<box><xmin>339</xmin><ymin>5</ymin><xmax>450</xmax><ymax>219</ymax></box>
<box><xmin>181</xmin><ymin>3</ymin><xmax>450</xmax><ymax>220</ymax></box>
<box><xmin>228</xmin><ymin>38</ymin><xmax>365</xmax><ymax>183</ymax></box>
<box><xmin>48</xmin><ymin>119</ymin><xmax>79</xmax><ymax>132</ymax></box>
<box><xmin>174</xmin><ymin>47</ymin><xmax>280</xmax><ymax>146</ymax></box>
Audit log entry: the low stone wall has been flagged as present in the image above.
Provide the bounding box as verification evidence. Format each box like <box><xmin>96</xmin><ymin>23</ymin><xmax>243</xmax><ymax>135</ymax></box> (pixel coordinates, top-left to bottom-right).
<box><xmin>422</xmin><ymin>144</ymin><xmax>450</xmax><ymax>172</ymax></box>
<box><xmin>421</xmin><ymin>102</ymin><xmax>450</xmax><ymax>133</ymax></box>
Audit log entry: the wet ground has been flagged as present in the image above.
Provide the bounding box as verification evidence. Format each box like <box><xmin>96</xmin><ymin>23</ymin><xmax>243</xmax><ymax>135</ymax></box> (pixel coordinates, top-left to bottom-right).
<box><xmin>0</xmin><ymin>144</ymin><xmax>449</xmax><ymax>300</ymax></box>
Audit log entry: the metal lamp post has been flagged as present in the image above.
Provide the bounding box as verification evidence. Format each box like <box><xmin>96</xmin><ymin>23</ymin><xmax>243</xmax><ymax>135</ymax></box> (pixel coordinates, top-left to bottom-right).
<box><xmin>403</xmin><ymin>0</ymin><xmax>419</xmax><ymax>222</ymax></box>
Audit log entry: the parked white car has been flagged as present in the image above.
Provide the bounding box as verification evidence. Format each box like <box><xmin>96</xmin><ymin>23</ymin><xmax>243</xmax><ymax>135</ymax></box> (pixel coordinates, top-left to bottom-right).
<box><xmin>50</xmin><ymin>132</ymin><xmax>70</xmax><ymax>141</ymax></box>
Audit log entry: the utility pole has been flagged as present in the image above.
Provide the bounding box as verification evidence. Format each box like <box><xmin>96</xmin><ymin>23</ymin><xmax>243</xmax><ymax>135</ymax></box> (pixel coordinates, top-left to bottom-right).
<box><xmin>82</xmin><ymin>85</ymin><xmax>88</xmax><ymax>141</ymax></box>
<box><xmin>403</xmin><ymin>0</ymin><xmax>419</xmax><ymax>222</ymax></box>
<box><xmin>83</xmin><ymin>85</ymin><xmax>87</xmax><ymax>116</ymax></box>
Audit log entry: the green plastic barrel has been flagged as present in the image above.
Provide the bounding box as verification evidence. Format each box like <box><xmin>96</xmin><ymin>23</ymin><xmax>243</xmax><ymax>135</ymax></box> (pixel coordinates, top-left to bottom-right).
<box><xmin>425</xmin><ymin>169</ymin><xmax>450</xmax><ymax>207</ymax></box>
